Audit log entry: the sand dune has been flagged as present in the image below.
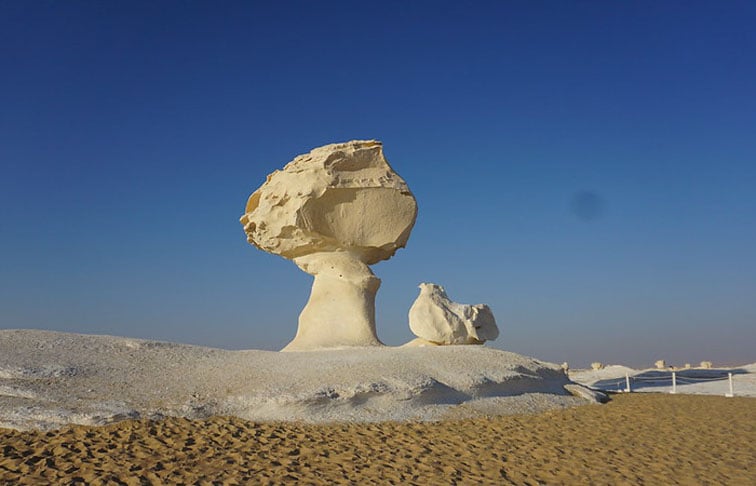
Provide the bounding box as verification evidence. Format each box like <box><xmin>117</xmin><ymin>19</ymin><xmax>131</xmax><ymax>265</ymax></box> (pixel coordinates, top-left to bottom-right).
<box><xmin>1</xmin><ymin>393</ymin><xmax>753</xmax><ymax>484</ymax></box>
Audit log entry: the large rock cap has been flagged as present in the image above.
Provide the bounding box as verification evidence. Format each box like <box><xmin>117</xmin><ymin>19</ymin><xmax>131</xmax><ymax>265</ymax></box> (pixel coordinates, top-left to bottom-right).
<box><xmin>240</xmin><ymin>140</ymin><xmax>417</xmax><ymax>265</ymax></box>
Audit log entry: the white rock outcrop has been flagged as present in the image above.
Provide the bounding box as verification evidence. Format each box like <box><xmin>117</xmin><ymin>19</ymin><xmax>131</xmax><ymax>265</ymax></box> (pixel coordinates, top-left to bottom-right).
<box><xmin>655</xmin><ymin>359</ymin><xmax>667</xmax><ymax>369</ymax></box>
<box><xmin>591</xmin><ymin>362</ymin><xmax>605</xmax><ymax>371</ymax></box>
<box><xmin>0</xmin><ymin>330</ymin><xmax>588</xmax><ymax>431</ymax></box>
<box><xmin>406</xmin><ymin>283</ymin><xmax>499</xmax><ymax>346</ymax></box>
<box><xmin>240</xmin><ymin>140</ymin><xmax>417</xmax><ymax>351</ymax></box>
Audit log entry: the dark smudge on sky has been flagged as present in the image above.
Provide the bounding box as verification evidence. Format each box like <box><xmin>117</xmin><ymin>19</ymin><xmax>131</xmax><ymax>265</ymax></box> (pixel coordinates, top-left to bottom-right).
<box><xmin>571</xmin><ymin>191</ymin><xmax>605</xmax><ymax>221</ymax></box>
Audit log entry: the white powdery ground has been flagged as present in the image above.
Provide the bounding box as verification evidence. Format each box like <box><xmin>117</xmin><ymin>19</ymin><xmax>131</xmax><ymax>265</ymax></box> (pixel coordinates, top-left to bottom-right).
<box><xmin>0</xmin><ymin>330</ymin><xmax>592</xmax><ymax>431</ymax></box>
<box><xmin>570</xmin><ymin>364</ymin><xmax>756</xmax><ymax>397</ymax></box>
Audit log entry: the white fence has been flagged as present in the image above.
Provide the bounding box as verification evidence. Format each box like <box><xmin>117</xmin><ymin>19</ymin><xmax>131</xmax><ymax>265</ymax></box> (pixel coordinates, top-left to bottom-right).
<box><xmin>597</xmin><ymin>371</ymin><xmax>737</xmax><ymax>397</ymax></box>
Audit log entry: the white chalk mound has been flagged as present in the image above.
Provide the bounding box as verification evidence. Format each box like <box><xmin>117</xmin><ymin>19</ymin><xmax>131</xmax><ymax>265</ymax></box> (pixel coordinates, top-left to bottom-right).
<box><xmin>240</xmin><ymin>140</ymin><xmax>418</xmax><ymax>351</ymax></box>
<box><xmin>408</xmin><ymin>283</ymin><xmax>499</xmax><ymax>345</ymax></box>
<box><xmin>0</xmin><ymin>330</ymin><xmax>590</xmax><ymax>431</ymax></box>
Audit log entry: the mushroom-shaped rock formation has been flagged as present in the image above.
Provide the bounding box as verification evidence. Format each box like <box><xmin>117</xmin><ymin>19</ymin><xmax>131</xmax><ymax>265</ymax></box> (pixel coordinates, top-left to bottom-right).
<box><xmin>240</xmin><ymin>140</ymin><xmax>418</xmax><ymax>351</ymax></box>
<box><xmin>406</xmin><ymin>283</ymin><xmax>499</xmax><ymax>346</ymax></box>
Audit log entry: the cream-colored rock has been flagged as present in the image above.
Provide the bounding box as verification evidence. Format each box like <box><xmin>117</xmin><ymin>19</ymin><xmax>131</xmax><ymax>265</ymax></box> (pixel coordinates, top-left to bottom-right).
<box><xmin>591</xmin><ymin>362</ymin><xmax>605</xmax><ymax>371</ymax></box>
<box><xmin>407</xmin><ymin>283</ymin><xmax>499</xmax><ymax>345</ymax></box>
<box><xmin>240</xmin><ymin>140</ymin><xmax>418</xmax><ymax>351</ymax></box>
<box><xmin>285</xmin><ymin>252</ymin><xmax>381</xmax><ymax>351</ymax></box>
<box><xmin>241</xmin><ymin>140</ymin><xmax>417</xmax><ymax>265</ymax></box>
<box><xmin>700</xmin><ymin>361</ymin><xmax>713</xmax><ymax>369</ymax></box>
<box><xmin>655</xmin><ymin>359</ymin><xmax>667</xmax><ymax>369</ymax></box>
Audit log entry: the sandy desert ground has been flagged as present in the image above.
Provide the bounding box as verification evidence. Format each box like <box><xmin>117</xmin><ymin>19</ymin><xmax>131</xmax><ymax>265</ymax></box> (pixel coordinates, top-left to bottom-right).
<box><xmin>1</xmin><ymin>393</ymin><xmax>754</xmax><ymax>485</ymax></box>
<box><xmin>1</xmin><ymin>330</ymin><xmax>754</xmax><ymax>484</ymax></box>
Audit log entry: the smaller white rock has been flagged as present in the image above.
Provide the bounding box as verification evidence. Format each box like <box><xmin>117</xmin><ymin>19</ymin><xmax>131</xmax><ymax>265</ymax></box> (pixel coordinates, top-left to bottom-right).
<box><xmin>564</xmin><ymin>384</ymin><xmax>609</xmax><ymax>403</ymax></box>
<box><xmin>408</xmin><ymin>283</ymin><xmax>499</xmax><ymax>345</ymax></box>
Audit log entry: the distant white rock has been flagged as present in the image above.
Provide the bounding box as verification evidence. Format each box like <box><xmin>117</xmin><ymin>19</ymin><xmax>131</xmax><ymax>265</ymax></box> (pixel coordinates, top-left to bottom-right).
<box><xmin>655</xmin><ymin>359</ymin><xmax>667</xmax><ymax>369</ymax></box>
<box><xmin>407</xmin><ymin>283</ymin><xmax>499</xmax><ymax>346</ymax></box>
<box><xmin>700</xmin><ymin>361</ymin><xmax>713</xmax><ymax>369</ymax></box>
<box><xmin>591</xmin><ymin>362</ymin><xmax>605</xmax><ymax>371</ymax></box>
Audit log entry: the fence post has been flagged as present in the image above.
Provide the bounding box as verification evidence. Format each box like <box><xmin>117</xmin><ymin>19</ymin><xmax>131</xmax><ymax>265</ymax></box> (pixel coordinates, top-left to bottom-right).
<box><xmin>625</xmin><ymin>373</ymin><xmax>631</xmax><ymax>393</ymax></box>
<box><xmin>726</xmin><ymin>372</ymin><xmax>734</xmax><ymax>398</ymax></box>
<box><xmin>671</xmin><ymin>371</ymin><xmax>676</xmax><ymax>394</ymax></box>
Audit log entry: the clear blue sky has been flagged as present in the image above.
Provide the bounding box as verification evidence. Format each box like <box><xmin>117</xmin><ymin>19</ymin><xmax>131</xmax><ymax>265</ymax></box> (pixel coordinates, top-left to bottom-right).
<box><xmin>2</xmin><ymin>1</ymin><xmax>755</xmax><ymax>368</ymax></box>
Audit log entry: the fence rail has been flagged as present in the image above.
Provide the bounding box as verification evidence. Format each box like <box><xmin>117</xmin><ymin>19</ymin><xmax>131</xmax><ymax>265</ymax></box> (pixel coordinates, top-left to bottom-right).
<box><xmin>595</xmin><ymin>371</ymin><xmax>736</xmax><ymax>397</ymax></box>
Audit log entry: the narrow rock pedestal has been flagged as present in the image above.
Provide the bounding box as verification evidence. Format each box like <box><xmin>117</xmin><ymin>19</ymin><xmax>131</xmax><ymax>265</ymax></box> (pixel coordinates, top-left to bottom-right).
<box><xmin>284</xmin><ymin>252</ymin><xmax>382</xmax><ymax>351</ymax></box>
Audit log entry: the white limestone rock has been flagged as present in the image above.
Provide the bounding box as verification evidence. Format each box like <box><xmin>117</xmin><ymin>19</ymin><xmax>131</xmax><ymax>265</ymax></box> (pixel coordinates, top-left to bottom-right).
<box><xmin>563</xmin><ymin>383</ymin><xmax>609</xmax><ymax>403</ymax></box>
<box><xmin>407</xmin><ymin>283</ymin><xmax>499</xmax><ymax>345</ymax></box>
<box><xmin>240</xmin><ymin>140</ymin><xmax>417</xmax><ymax>265</ymax></box>
<box><xmin>240</xmin><ymin>140</ymin><xmax>418</xmax><ymax>351</ymax></box>
<box><xmin>288</xmin><ymin>252</ymin><xmax>381</xmax><ymax>351</ymax></box>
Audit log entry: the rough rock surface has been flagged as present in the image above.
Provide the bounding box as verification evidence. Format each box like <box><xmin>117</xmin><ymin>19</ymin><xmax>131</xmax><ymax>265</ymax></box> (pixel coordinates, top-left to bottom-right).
<box><xmin>0</xmin><ymin>330</ymin><xmax>589</xmax><ymax>431</ymax></box>
<box><xmin>240</xmin><ymin>141</ymin><xmax>418</xmax><ymax>351</ymax></box>
<box><xmin>240</xmin><ymin>140</ymin><xmax>416</xmax><ymax>264</ymax></box>
<box><xmin>407</xmin><ymin>283</ymin><xmax>499</xmax><ymax>345</ymax></box>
